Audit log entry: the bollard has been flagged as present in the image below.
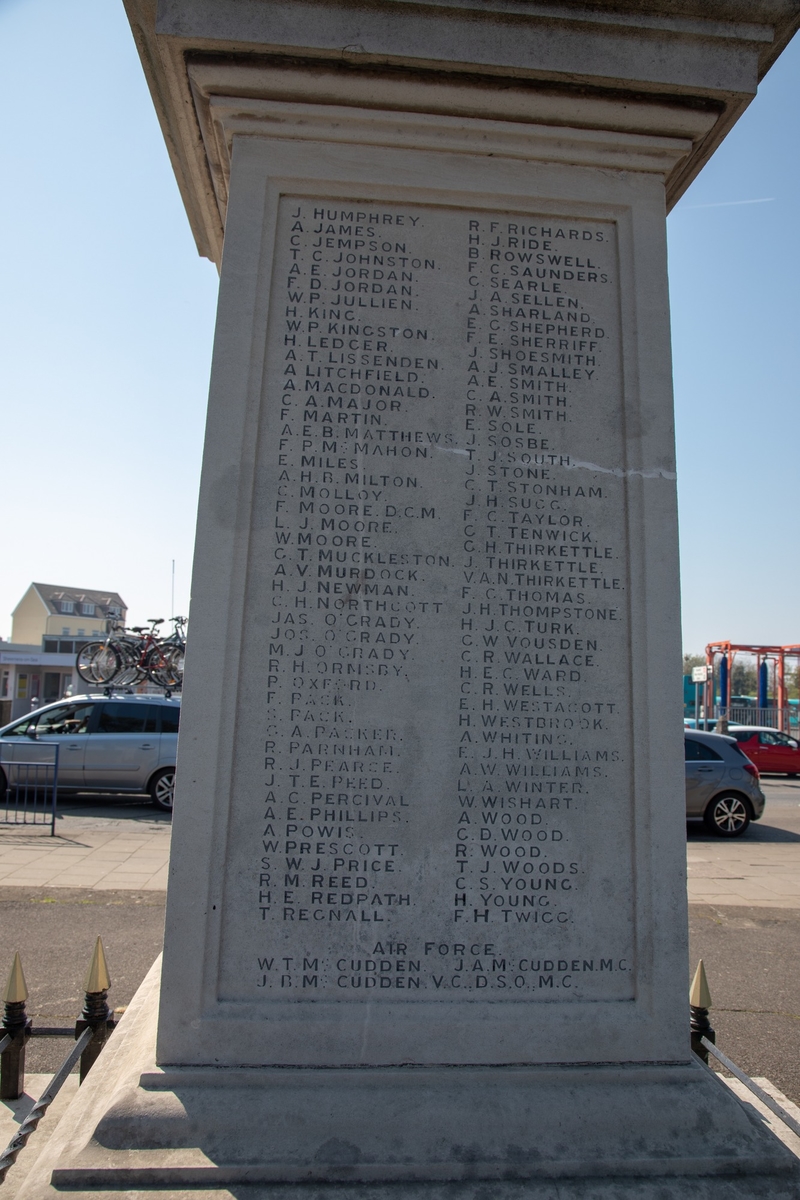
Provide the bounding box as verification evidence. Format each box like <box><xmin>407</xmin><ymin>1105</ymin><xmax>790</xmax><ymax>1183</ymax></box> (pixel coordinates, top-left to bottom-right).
<box><xmin>1</xmin><ymin>954</ymin><xmax>32</xmax><ymax>1100</ymax></box>
<box><xmin>75</xmin><ymin>938</ymin><xmax>114</xmax><ymax>1083</ymax></box>
<box><xmin>690</xmin><ymin>958</ymin><xmax>715</xmax><ymax>1064</ymax></box>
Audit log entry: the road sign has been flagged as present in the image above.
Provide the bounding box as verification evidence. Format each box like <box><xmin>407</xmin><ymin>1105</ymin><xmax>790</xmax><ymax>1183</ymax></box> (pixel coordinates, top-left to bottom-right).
<box><xmin>692</xmin><ymin>665</ymin><xmax>709</xmax><ymax>683</ymax></box>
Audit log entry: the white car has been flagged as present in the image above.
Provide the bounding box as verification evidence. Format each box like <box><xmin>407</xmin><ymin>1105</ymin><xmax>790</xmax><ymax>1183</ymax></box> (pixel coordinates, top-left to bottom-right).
<box><xmin>0</xmin><ymin>693</ymin><xmax>180</xmax><ymax>810</ymax></box>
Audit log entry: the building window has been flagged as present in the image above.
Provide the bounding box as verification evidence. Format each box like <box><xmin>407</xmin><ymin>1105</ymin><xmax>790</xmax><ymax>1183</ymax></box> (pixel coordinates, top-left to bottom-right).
<box><xmin>107</xmin><ymin>606</ymin><xmax>121</xmax><ymax>619</ymax></box>
<box><xmin>60</xmin><ymin>601</ymin><xmax>75</xmax><ymax>614</ymax></box>
<box><xmin>44</xmin><ymin>673</ymin><xmax>61</xmax><ymax>701</ymax></box>
<box><xmin>58</xmin><ymin>640</ymin><xmax>73</xmax><ymax>654</ymax></box>
<box><xmin>43</xmin><ymin>639</ymin><xmax>58</xmax><ymax>653</ymax></box>
<box><xmin>1</xmin><ymin>671</ymin><xmax>8</xmax><ymax>698</ymax></box>
<box><xmin>17</xmin><ymin>674</ymin><xmax>28</xmax><ymax>699</ymax></box>
<box><xmin>81</xmin><ymin>603</ymin><xmax>95</xmax><ymax>616</ymax></box>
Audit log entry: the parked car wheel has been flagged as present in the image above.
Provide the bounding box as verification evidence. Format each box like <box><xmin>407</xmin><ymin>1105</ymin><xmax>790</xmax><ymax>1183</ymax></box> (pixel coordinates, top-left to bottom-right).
<box><xmin>704</xmin><ymin>793</ymin><xmax>751</xmax><ymax>837</ymax></box>
<box><xmin>149</xmin><ymin>768</ymin><xmax>175</xmax><ymax>812</ymax></box>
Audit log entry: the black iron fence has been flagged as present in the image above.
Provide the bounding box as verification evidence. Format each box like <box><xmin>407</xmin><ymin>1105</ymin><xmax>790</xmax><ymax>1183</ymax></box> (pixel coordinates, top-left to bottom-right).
<box><xmin>0</xmin><ymin>939</ymin><xmax>116</xmax><ymax>1182</ymax></box>
<box><xmin>0</xmin><ymin>740</ymin><xmax>59</xmax><ymax>835</ymax></box>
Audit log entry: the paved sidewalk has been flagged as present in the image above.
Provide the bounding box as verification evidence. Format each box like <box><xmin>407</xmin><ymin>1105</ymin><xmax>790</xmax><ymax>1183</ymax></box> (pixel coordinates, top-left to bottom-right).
<box><xmin>0</xmin><ymin>779</ymin><xmax>795</xmax><ymax>897</ymax></box>
<box><xmin>0</xmin><ymin>813</ymin><xmax>170</xmax><ymax>890</ymax></box>
<box><xmin>687</xmin><ymin>779</ymin><xmax>800</xmax><ymax>908</ymax></box>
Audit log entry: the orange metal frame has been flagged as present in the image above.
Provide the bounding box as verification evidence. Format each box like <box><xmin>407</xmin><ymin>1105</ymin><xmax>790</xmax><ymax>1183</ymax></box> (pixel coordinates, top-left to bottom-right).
<box><xmin>704</xmin><ymin>641</ymin><xmax>800</xmax><ymax>730</ymax></box>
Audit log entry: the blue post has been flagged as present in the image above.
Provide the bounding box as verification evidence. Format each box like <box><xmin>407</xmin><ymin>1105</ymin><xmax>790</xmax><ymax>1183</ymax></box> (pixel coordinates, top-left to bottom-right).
<box><xmin>758</xmin><ymin>660</ymin><xmax>768</xmax><ymax>710</ymax></box>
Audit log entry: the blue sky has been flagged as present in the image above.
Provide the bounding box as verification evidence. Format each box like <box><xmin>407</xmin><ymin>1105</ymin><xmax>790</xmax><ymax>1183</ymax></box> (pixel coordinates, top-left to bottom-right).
<box><xmin>1</xmin><ymin>0</ymin><xmax>798</xmax><ymax>654</ymax></box>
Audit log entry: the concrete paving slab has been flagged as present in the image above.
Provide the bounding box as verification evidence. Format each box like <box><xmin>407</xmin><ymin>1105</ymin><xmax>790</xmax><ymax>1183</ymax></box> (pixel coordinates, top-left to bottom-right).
<box><xmin>0</xmin><ymin>805</ymin><xmax>171</xmax><ymax>889</ymax></box>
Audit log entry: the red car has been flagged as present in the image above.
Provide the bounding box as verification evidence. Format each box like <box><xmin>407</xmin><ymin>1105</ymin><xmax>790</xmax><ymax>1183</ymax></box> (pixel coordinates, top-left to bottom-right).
<box><xmin>729</xmin><ymin>726</ymin><xmax>800</xmax><ymax>777</ymax></box>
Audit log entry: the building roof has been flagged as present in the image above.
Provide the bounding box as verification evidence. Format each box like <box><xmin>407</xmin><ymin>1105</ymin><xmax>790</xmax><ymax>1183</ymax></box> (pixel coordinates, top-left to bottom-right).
<box><xmin>22</xmin><ymin>583</ymin><xmax>127</xmax><ymax>617</ymax></box>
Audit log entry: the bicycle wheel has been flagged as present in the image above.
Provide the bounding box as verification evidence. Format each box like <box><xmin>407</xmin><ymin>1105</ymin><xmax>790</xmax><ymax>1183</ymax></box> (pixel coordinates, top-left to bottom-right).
<box><xmin>145</xmin><ymin>644</ymin><xmax>182</xmax><ymax>689</ymax></box>
<box><xmin>165</xmin><ymin>644</ymin><xmax>185</xmax><ymax>688</ymax></box>
<box><xmin>113</xmin><ymin>638</ymin><xmax>147</xmax><ymax>686</ymax></box>
<box><xmin>76</xmin><ymin>641</ymin><xmax>120</xmax><ymax>685</ymax></box>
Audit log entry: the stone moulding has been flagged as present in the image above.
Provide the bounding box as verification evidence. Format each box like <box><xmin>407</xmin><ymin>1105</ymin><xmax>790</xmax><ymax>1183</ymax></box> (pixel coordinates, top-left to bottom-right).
<box><xmin>122</xmin><ymin>0</ymin><xmax>800</xmax><ymax>266</ymax></box>
<box><xmin>192</xmin><ymin>86</ymin><xmax>702</xmax><ymax>226</ymax></box>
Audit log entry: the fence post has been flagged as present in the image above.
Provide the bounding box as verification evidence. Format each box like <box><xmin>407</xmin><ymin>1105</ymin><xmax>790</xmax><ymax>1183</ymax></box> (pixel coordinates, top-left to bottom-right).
<box><xmin>690</xmin><ymin>958</ymin><xmax>715</xmax><ymax>1064</ymax></box>
<box><xmin>1</xmin><ymin>954</ymin><xmax>31</xmax><ymax>1100</ymax></box>
<box><xmin>75</xmin><ymin>938</ymin><xmax>114</xmax><ymax>1083</ymax></box>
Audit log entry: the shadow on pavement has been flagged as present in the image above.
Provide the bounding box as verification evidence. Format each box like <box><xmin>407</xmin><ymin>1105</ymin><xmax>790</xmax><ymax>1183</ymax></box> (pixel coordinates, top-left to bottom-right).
<box><xmin>54</xmin><ymin>794</ymin><xmax>171</xmax><ymax>824</ymax></box>
<box><xmin>687</xmin><ymin>822</ymin><xmax>800</xmax><ymax>843</ymax></box>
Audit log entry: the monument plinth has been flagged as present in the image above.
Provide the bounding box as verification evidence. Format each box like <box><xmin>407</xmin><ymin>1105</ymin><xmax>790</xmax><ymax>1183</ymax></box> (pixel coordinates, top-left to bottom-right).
<box><xmin>21</xmin><ymin>2</ymin><xmax>800</xmax><ymax>1196</ymax></box>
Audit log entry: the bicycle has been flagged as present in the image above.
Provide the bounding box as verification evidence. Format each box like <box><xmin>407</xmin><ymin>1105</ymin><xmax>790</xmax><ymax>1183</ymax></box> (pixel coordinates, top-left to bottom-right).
<box><xmin>76</xmin><ymin>618</ymin><xmax>185</xmax><ymax>690</ymax></box>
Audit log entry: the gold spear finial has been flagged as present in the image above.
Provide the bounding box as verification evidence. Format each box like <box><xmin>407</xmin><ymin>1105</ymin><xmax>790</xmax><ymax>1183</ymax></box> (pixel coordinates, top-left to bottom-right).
<box><xmin>4</xmin><ymin>953</ymin><xmax>28</xmax><ymax>1004</ymax></box>
<box><xmin>690</xmin><ymin>959</ymin><xmax>712</xmax><ymax>1009</ymax></box>
<box><xmin>83</xmin><ymin>937</ymin><xmax>111</xmax><ymax>994</ymax></box>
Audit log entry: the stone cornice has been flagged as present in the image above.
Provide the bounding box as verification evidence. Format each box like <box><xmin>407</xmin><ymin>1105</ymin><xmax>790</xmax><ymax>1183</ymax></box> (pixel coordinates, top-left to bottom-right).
<box><xmin>123</xmin><ymin>0</ymin><xmax>800</xmax><ymax>264</ymax></box>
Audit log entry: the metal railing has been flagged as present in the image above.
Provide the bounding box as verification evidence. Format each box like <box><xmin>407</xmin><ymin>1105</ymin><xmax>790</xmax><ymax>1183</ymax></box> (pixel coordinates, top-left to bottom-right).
<box><xmin>701</xmin><ymin>1037</ymin><xmax>800</xmax><ymax>1139</ymax></box>
<box><xmin>716</xmin><ymin>705</ymin><xmax>797</xmax><ymax>734</ymax></box>
<box><xmin>0</xmin><ymin>940</ymin><xmax>115</xmax><ymax>1183</ymax></box>
<box><xmin>0</xmin><ymin>741</ymin><xmax>59</xmax><ymax>835</ymax></box>
<box><xmin>690</xmin><ymin>959</ymin><xmax>800</xmax><ymax>1143</ymax></box>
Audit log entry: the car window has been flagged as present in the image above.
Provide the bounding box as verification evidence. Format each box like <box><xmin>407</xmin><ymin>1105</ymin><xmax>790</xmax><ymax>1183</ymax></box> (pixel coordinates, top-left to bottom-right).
<box><xmin>731</xmin><ymin>729</ymin><xmax>756</xmax><ymax>743</ymax></box>
<box><xmin>685</xmin><ymin>738</ymin><xmax>723</xmax><ymax>761</ymax></box>
<box><xmin>759</xmin><ymin>731</ymin><xmax>779</xmax><ymax>745</ymax></box>
<box><xmin>96</xmin><ymin>703</ymin><xmax>157</xmax><ymax>734</ymax></box>
<box><xmin>159</xmin><ymin>706</ymin><xmax>180</xmax><ymax>734</ymax></box>
<box><xmin>36</xmin><ymin>702</ymin><xmax>94</xmax><ymax>736</ymax></box>
<box><xmin>1</xmin><ymin>714</ymin><xmax>39</xmax><ymax>737</ymax></box>
<box><xmin>774</xmin><ymin>732</ymin><xmax>796</xmax><ymax>747</ymax></box>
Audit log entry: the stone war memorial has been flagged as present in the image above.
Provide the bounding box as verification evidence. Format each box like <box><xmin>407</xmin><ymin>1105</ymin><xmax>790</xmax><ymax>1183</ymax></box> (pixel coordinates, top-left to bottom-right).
<box><xmin>21</xmin><ymin>1</ymin><xmax>800</xmax><ymax>1197</ymax></box>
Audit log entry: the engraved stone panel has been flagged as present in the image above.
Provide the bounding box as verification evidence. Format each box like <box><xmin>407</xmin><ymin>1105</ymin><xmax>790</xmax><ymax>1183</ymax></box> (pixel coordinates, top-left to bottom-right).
<box><xmin>217</xmin><ymin>197</ymin><xmax>634</xmax><ymax>1010</ymax></box>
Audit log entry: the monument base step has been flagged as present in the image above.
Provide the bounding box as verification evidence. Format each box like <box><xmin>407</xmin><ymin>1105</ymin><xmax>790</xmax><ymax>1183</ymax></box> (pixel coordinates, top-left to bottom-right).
<box><xmin>18</xmin><ymin>959</ymin><xmax>800</xmax><ymax>1200</ymax></box>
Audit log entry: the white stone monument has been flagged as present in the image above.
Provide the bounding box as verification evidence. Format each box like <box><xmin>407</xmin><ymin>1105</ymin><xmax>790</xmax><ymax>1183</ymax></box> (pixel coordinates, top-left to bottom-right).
<box><xmin>22</xmin><ymin>2</ymin><xmax>800</xmax><ymax>1196</ymax></box>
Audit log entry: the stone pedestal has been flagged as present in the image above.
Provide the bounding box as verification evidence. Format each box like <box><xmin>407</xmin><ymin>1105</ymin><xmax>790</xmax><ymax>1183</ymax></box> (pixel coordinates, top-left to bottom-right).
<box><xmin>20</xmin><ymin>2</ymin><xmax>800</xmax><ymax>1196</ymax></box>
<box><xmin>16</xmin><ymin>960</ymin><xmax>800</xmax><ymax>1196</ymax></box>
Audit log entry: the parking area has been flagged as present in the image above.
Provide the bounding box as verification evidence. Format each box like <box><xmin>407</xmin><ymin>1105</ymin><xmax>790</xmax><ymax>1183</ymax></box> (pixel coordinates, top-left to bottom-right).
<box><xmin>1</xmin><ymin>779</ymin><xmax>796</xmax><ymax>897</ymax></box>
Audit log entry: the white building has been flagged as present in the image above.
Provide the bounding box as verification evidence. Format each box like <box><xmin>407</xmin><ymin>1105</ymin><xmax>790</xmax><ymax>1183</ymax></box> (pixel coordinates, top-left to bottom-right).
<box><xmin>10</xmin><ymin>583</ymin><xmax>126</xmax><ymax>645</ymax></box>
<box><xmin>0</xmin><ymin>640</ymin><xmax>78</xmax><ymax>725</ymax></box>
<box><xmin>1</xmin><ymin>583</ymin><xmax>128</xmax><ymax>725</ymax></box>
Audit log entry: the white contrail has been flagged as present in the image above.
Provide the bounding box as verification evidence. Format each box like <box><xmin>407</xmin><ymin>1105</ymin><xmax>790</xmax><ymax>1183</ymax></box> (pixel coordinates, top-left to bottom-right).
<box><xmin>682</xmin><ymin>197</ymin><xmax>775</xmax><ymax>210</ymax></box>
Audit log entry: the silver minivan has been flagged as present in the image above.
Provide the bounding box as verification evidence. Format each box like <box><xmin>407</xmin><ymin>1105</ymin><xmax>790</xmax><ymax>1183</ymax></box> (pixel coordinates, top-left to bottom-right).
<box><xmin>0</xmin><ymin>694</ymin><xmax>180</xmax><ymax>810</ymax></box>
<box><xmin>685</xmin><ymin>729</ymin><xmax>765</xmax><ymax>837</ymax></box>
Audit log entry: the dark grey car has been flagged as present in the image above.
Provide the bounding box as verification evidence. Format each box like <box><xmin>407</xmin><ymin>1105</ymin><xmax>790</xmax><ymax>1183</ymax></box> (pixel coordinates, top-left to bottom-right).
<box><xmin>685</xmin><ymin>729</ymin><xmax>765</xmax><ymax>837</ymax></box>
